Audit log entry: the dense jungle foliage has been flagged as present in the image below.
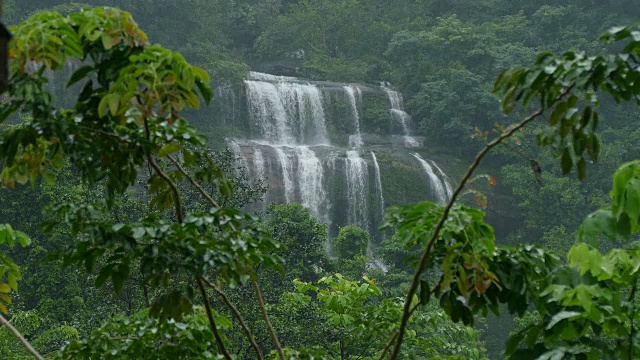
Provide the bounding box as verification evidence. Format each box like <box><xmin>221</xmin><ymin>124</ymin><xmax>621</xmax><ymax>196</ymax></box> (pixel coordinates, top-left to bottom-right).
<box><xmin>1</xmin><ymin>1</ymin><xmax>640</xmax><ymax>359</ymax></box>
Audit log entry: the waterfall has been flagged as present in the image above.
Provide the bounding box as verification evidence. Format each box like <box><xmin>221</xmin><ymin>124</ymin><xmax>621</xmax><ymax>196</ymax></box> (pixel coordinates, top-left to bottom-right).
<box><xmin>412</xmin><ymin>153</ymin><xmax>448</xmax><ymax>204</ymax></box>
<box><xmin>296</xmin><ymin>146</ymin><xmax>326</xmax><ymax>220</ymax></box>
<box><xmin>384</xmin><ymin>88</ymin><xmax>404</xmax><ymax>111</ymax></box>
<box><xmin>248</xmin><ymin>71</ymin><xmax>298</xmax><ymax>82</ymax></box>
<box><xmin>252</xmin><ymin>147</ymin><xmax>266</xmax><ymax>178</ymax></box>
<box><xmin>383</xmin><ymin>87</ymin><xmax>419</xmax><ymax>148</ymax></box>
<box><xmin>245</xmin><ymin>78</ymin><xmax>329</xmax><ymax>145</ymax></box>
<box><xmin>346</xmin><ymin>150</ymin><xmax>370</xmax><ymax>232</ymax></box>
<box><xmin>229</xmin><ymin>141</ymin><xmax>249</xmax><ymax>172</ymax></box>
<box><xmin>275</xmin><ymin>147</ymin><xmax>295</xmax><ymax>203</ymax></box>
<box><xmin>214</xmin><ymin>86</ymin><xmax>236</xmax><ymax>125</ymax></box>
<box><xmin>245</xmin><ymin>80</ymin><xmax>294</xmax><ymax>144</ymax></box>
<box><xmin>370</xmin><ymin>151</ymin><xmax>385</xmax><ymax>222</ymax></box>
<box><xmin>429</xmin><ymin>160</ymin><xmax>454</xmax><ymax>199</ymax></box>
<box><xmin>220</xmin><ymin>72</ymin><xmax>455</xmax><ymax>257</ymax></box>
<box><xmin>344</xmin><ymin>85</ymin><xmax>363</xmax><ymax>148</ymax></box>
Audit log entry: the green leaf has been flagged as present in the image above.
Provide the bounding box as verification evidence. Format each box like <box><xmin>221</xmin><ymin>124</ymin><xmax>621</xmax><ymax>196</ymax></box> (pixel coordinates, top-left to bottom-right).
<box><xmin>66</xmin><ymin>65</ymin><xmax>94</xmax><ymax>87</ymax></box>
<box><xmin>577</xmin><ymin>158</ymin><xmax>587</xmax><ymax>181</ymax></box>
<box><xmin>506</xmin><ymin>325</ymin><xmax>530</xmax><ymax>355</ymax></box>
<box><xmin>623</xmin><ymin>177</ymin><xmax>640</xmax><ymax>226</ymax></box>
<box><xmin>98</xmin><ymin>93</ymin><xmax>121</xmax><ymax>117</ymax></box>
<box><xmin>95</xmin><ymin>267</ymin><xmax>112</xmax><ymax>288</ymax></box>
<box><xmin>549</xmin><ymin>102</ymin><xmax>568</xmax><ymax>126</ymax></box>
<box><xmin>15</xmin><ymin>231</ymin><xmax>31</xmax><ymax>247</ymax></box>
<box><xmin>41</xmin><ymin>170</ymin><xmax>57</xmax><ymax>185</ymax></box>
<box><xmin>158</xmin><ymin>143</ymin><xmax>181</xmax><ymax>158</ymax></box>
<box><xmin>101</xmin><ymin>33</ymin><xmax>114</xmax><ymax>50</ymax></box>
<box><xmin>561</xmin><ymin>149</ymin><xmax>573</xmax><ymax>174</ymax></box>
<box><xmin>8</xmin><ymin>272</ymin><xmax>18</xmax><ymax>291</ymax></box>
<box><xmin>578</xmin><ymin>209</ymin><xmax>618</xmax><ymax>243</ymax></box>
<box><xmin>546</xmin><ymin>311</ymin><xmax>581</xmax><ymax>330</ymax></box>
<box><xmin>419</xmin><ymin>280</ymin><xmax>431</xmax><ymax>305</ymax></box>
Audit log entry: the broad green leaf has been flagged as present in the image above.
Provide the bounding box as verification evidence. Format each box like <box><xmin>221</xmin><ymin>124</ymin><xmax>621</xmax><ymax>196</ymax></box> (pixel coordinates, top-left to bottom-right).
<box><xmin>98</xmin><ymin>93</ymin><xmax>121</xmax><ymax>117</ymax></box>
<box><xmin>578</xmin><ymin>210</ymin><xmax>618</xmax><ymax>243</ymax></box>
<box><xmin>546</xmin><ymin>311</ymin><xmax>581</xmax><ymax>330</ymax></box>
<box><xmin>15</xmin><ymin>231</ymin><xmax>31</xmax><ymax>247</ymax></box>
<box><xmin>561</xmin><ymin>149</ymin><xmax>572</xmax><ymax>174</ymax></box>
<box><xmin>158</xmin><ymin>143</ymin><xmax>181</xmax><ymax>158</ymax></box>
<box><xmin>66</xmin><ymin>65</ymin><xmax>94</xmax><ymax>87</ymax></box>
<box><xmin>419</xmin><ymin>280</ymin><xmax>431</xmax><ymax>305</ymax></box>
<box><xmin>549</xmin><ymin>101</ymin><xmax>568</xmax><ymax>126</ymax></box>
<box><xmin>8</xmin><ymin>272</ymin><xmax>18</xmax><ymax>291</ymax></box>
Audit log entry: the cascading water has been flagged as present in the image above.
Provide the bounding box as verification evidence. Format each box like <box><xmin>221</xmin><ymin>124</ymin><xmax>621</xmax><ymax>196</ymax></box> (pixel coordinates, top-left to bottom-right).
<box><xmin>383</xmin><ymin>87</ymin><xmax>420</xmax><ymax>148</ymax></box>
<box><xmin>371</xmin><ymin>151</ymin><xmax>385</xmax><ymax>222</ymax></box>
<box><xmin>245</xmin><ymin>73</ymin><xmax>329</xmax><ymax>145</ymax></box>
<box><xmin>429</xmin><ymin>160</ymin><xmax>454</xmax><ymax>199</ymax></box>
<box><xmin>344</xmin><ymin>85</ymin><xmax>363</xmax><ymax>148</ymax></box>
<box><xmin>275</xmin><ymin>147</ymin><xmax>295</xmax><ymax>203</ymax></box>
<box><xmin>295</xmin><ymin>146</ymin><xmax>326</xmax><ymax>221</ymax></box>
<box><xmin>412</xmin><ymin>153</ymin><xmax>451</xmax><ymax>204</ymax></box>
<box><xmin>252</xmin><ymin>147</ymin><xmax>266</xmax><ymax>179</ymax></box>
<box><xmin>221</xmin><ymin>72</ymin><xmax>453</xmax><ymax>259</ymax></box>
<box><xmin>229</xmin><ymin>140</ymin><xmax>249</xmax><ymax>173</ymax></box>
<box><xmin>248</xmin><ymin>71</ymin><xmax>298</xmax><ymax>82</ymax></box>
<box><xmin>345</xmin><ymin>150</ymin><xmax>370</xmax><ymax>233</ymax></box>
<box><xmin>245</xmin><ymin>80</ymin><xmax>294</xmax><ymax>144</ymax></box>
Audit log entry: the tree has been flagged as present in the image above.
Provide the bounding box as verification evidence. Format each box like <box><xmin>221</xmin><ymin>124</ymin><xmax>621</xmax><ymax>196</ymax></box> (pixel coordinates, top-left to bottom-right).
<box><xmin>331</xmin><ymin>224</ymin><xmax>369</xmax><ymax>259</ymax></box>
<box><xmin>276</xmin><ymin>274</ymin><xmax>487</xmax><ymax>359</ymax></box>
<box><xmin>1</xmin><ymin>7</ymin><xmax>281</xmax><ymax>359</ymax></box>
<box><xmin>379</xmin><ymin>24</ymin><xmax>640</xmax><ymax>359</ymax></box>
<box><xmin>265</xmin><ymin>203</ymin><xmax>330</xmax><ymax>282</ymax></box>
<box><xmin>4</xmin><ymin>3</ymin><xmax>640</xmax><ymax>360</ymax></box>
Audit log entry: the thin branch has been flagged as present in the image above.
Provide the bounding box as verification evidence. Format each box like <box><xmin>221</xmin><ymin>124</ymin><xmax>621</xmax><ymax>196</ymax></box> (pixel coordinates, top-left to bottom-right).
<box><xmin>203</xmin><ymin>277</ymin><xmax>264</xmax><ymax>360</ymax></box>
<box><xmin>166</xmin><ymin>154</ymin><xmax>221</xmax><ymax>208</ymax></box>
<box><xmin>196</xmin><ymin>276</ymin><xmax>233</xmax><ymax>360</ymax></box>
<box><xmin>0</xmin><ymin>314</ymin><xmax>44</xmax><ymax>360</ymax></box>
<box><xmin>501</xmin><ymin>141</ymin><xmax>531</xmax><ymax>162</ymax></box>
<box><xmin>252</xmin><ymin>275</ymin><xmax>285</xmax><ymax>360</ymax></box>
<box><xmin>386</xmin><ymin>87</ymin><xmax>572</xmax><ymax>360</ymax></box>
<box><xmin>378</xmin><ymin>332</ymin><xmax>398</xmax><ymax>360</ymax></box>
<box><xmin>142</xmin><ymin>118</ymin><xmax>184</xmax><ymax>223</ymax></box>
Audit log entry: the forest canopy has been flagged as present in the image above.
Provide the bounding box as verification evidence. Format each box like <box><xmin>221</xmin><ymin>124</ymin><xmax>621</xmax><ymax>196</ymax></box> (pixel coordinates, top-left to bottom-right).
<box><xmin>0</xmin><ymin>1</ymin><xmax>640</xmax><ymax>360</ymax></box>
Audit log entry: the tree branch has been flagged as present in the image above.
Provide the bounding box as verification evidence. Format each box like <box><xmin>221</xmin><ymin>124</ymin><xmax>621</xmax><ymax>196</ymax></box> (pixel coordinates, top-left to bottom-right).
<box><xmin>378</xmin><ymin>332</ymin><xmax>397</xmax><ymax>360</ymax></box>
<box><xmin>166</xmin><ymin>154</ymin><xmax>221</xmax><ymax>208</ymax></box>
<box><xmin>386</xmin><ymin>88</ymin><xmax>572</xmax><ymax>360</ymax></box>
<box><xmin>203</xmin><ymin>277</ymin><xmax>264</xmax><ymax>360</ymax></box>
<box><xmin>196</xmin><ymin>276</ymin><xmax>233</xmax><ymax>360</ymax></box>
<box><xmin>142</xmin><ymin>118</ymin><xmax>184</xmax><ymax>223</ymax></box>
<box><xmin>0</xmin><ymin>314</ymin><xmax>44</xmax><ymax>360</ymax></box>
<box><xmin>252</xmin><ymin>275</ymin><xmax>285</xmax><ymax>360</ymax></box>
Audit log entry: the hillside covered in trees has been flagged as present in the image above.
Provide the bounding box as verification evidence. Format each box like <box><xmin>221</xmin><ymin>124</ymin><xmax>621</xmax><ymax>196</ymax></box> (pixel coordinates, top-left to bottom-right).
<box><xmin>1</xmin><ymin>1</ymin><xmax>640</xmax><ymax>359</ymax></box>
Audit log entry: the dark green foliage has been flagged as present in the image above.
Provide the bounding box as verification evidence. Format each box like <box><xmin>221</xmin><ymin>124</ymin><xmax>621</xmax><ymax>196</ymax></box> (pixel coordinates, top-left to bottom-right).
<box><xmin>265</xmin><ymin>203</ymin><xmax>329</xmax><ymax>282</ymax></box>
<box><xmin>58</xmin><ymin>308</ymin><xmax>228</xmax><ymax>359</ymax></box>
<box><xmin>361</xmin><ymin>92</ymin><xmax>394</xmax><ymax>135</ymax></box>
<box><xmin>331</xmin><ymin>225</ymin><xmax>369</xmax><ymax>259</ymax></box>
<box><xmin>3</xmin><ymin>1</ymin><xmax>640</xmax><ymax>360</ymax></box>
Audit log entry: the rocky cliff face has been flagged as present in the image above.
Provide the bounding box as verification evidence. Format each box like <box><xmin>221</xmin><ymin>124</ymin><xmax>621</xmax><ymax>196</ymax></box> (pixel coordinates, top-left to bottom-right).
<box><xmin>199</xmin><ymin>71</ymin><xmax>454</xmax><ymax>243</ymax></box>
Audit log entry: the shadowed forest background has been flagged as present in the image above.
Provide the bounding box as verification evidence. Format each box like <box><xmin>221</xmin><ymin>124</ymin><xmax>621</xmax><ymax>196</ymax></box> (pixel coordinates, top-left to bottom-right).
<box><xmin>1</xmin><ymin>1</ymin><xmax>640</xmax><ymax>359</ymax></box>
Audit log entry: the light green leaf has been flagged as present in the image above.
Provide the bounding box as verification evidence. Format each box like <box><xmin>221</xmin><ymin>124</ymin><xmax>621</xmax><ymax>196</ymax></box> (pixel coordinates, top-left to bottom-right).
<box><xmin>546</xmin><ymin>311</ymin><xmax>581</xmax><ymax>330</ymax></box>
<box><xmin>15</xmin><ymin>231</ymin><xmax>31</xmax><ymax>247</ymax></box>
<box><xmin>158</xmin><ymin>143</ymin><xmax>181</xmax><ymax>158</ymax></box>
<box><xmin>98</xmin><ymin>93</ymin><xmax>121</xmax><ymax>117</ymax></box>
